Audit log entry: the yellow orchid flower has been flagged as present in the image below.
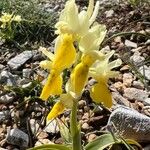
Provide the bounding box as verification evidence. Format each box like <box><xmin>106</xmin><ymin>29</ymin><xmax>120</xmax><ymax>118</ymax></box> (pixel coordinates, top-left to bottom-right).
<box><xmin>89</xmin><ymin>51</ymin><xmax>122</xmax><ymax>108</ymax></box>
<box><xmin>68</xmin><ymin>51</ymin><xmax>105</xmax><ymax>98</ymax></box>
<box><xmin>90</xmin><ymin>81</ymin><xmax>112</xmax><ymax>108</ymax></box>
<box><xmin>55</xmin><ymin>0</ymin><xmax>99</xmax><ymax>37</ymax></box>
<box><xmin>47</xmin><ymin>93</ymin><xmax>75</xmax><ymax>121</ymax></box>
<box><xmin>39</xmin><ymin>34</ymin><xmax>76</xmax><ymax>101</ymax></box>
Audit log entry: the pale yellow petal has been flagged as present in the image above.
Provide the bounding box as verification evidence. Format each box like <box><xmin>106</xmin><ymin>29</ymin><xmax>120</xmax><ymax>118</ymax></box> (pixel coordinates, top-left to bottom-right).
<box><xmin>47</xmin><ymin>101</ymin><xmax>65</xmax><ymax>121</ymax></box>
<box><xmin>54</xmin><ymin>36</ymin><xmax>61</xmax><ymax>53</ymax></box>
<box><xmin>81</xmin><ymin>51</ymin><xmax>104</xmax><ymax>66</ymax></box>
<box><xmin>79</xmin><ymin>32</ymin><xmax>96</xmax><ymax>53</ymax></box>
<box><xmin>39</xmin><ymin>47</ymin><xmax>54</xmax><ymax>61</ymax></box>
<box><xmin>60</xmin><ymin>93</ymin><xmax>74</xmax><ymax>108</ymax></box>
<box><xmin>79</xmin><ymin>24</ymin><xmax>107</xmax><ymax>53</ymax></box>
<box><xmin>39</xmin><ymin>60</ymin><xmax>52</xmax><ymax>70</ymax></box>
<box><xmin>78</xmin><ymin>11</ymin><xmax>89</xmax><ymax>36</ymax></box>
<box><xmin>89</xmin><ymin>1</ymin><xmax>99</xmax><ymax>26</ymax></box>
<box><xmin>108</xmin><ymin>59</ymin><xmax>122</xmax><ymax>70</ymax></box>
<box><xmin>65</xmin><ymin>0</ymin><xmax>79</xmax><ymax>33</ymax></box>
<box><xmin>55</xmin><ymin>0</ymin><xmax>79</xmax><ymax>34</ymax></box>
<box><xmin>87</xmin><ymin>0</ymin><xmax>94</xmax><ymax>18</ymax></box>
<box><xmin>90</xmin><ymin>82</ymin><xmax>112</xmax><ymax>108</ymax></box>
<box><xmin>104</xmin><ymin>50</ymin><xmax>115</xmax><ymax>61</ymax></box>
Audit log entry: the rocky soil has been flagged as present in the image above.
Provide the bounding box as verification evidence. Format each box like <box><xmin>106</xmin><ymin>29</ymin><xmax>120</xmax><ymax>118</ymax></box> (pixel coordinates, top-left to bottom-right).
<box><xmin>0</xmin><ymin>0</ymin><xmax>150</xmax><ymax>149</ymax></box>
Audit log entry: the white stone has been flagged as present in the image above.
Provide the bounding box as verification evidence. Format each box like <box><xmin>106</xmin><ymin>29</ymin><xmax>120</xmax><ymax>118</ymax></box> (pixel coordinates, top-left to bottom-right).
<box><xmin>44</xmin><ymin>119</ymin><xmax>59</xmax><ymax>133</ymax></box>
<box><xmin>125</xmin><ymin>40</ymin><xmax>137</xmax><ymax>48</ymax></box>
<box><xmin>105</xmin><ymin>10</ymin><xmax>114</xmax><ymax>18</ymax></box>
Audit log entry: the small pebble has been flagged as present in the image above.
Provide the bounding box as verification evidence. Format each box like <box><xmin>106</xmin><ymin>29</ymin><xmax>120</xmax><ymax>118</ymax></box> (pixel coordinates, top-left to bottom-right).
<box><xmin>44</xmin><ymin>119</ymin><xmax>59</xmax><ymax>133</ymax></box>
<box><xmin>87</xmin><ymin>134</ymin><xmax>97</xmax><ymax>142</ymax></box>
<box><xmin>82</xmin><ymin>122</ymin><xmax>89</xmax><ymax>131</ymax></box>
<box><xmin>78</xmin><ymin>100</ymin><xmax>86</xmax><ymax>109</ymax></box>
<box><xmin>123</xmin><ymin>73</ymin><xmax>133</xmax><ymax>87</ymax></box>
<box><xmin>105</xmin><ymin>10</ymin><xmax>114</xmax><ymax>18</ymax></box>
<box><xmin>125</xmin><ymin>40</ymin><xmax>137</xmax><ymax>48</ymax></box>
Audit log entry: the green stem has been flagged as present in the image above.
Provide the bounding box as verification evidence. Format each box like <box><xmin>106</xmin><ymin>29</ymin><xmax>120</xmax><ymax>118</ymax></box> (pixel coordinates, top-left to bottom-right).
<box><xmin>70</xmin><ymin>100</ymin><xmax>82</xmax><ymax>150</ymax></box>
<box><xmin>102</xmin><ymin>32</ymin><xmax>150</xmax><ymax>46</ymax></box>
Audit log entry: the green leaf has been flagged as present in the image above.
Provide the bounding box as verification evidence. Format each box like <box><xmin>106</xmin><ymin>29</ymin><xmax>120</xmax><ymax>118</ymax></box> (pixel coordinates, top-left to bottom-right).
<box><xmin>85</xmin><ymin>133</ymin><xmax>121</xmax><ymax>150</ymax></box>
<box><xmin>57</xmin><ymin>119</ymin><xmax>72</xmax><ymax>143</ymax></box>
<box><xmin>28</xmin><ymin>144</ymin><xmax>71</xmax><ymax>150</ymax></box>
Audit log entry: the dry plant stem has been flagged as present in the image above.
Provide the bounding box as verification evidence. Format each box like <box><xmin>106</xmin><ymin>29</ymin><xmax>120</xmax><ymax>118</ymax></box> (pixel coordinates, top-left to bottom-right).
<box><xmin>70</xmin><ymin>99</ymin><xmax>82</xmax><ymax>150</ymax></box>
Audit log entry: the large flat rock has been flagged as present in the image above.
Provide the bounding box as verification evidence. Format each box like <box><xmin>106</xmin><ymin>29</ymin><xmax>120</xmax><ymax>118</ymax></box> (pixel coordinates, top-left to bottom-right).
<box><xmin>7</xmin><ymin>50</ymin><xmax>37</xmax><ymax>70</ymax></box>
<box><xmin>107</xmin><ymin>106</ymin><xmax>150</xmax><ymax>142</ymax></box>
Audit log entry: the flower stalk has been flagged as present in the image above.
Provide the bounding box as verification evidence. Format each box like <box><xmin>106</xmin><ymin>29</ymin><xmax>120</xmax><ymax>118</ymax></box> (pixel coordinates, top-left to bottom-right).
<box><xmin>70</xmin><ymin>99</ymin><xmax>82</xmax><ymax>150</ymax></box>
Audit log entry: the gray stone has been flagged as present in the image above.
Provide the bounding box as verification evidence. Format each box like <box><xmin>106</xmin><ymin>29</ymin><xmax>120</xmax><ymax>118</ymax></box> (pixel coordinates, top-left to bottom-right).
<box><xmin>22</xmin><ymin>68</ymin><xmax>32</xmax><ymax>78</ymax></box>
<box><xmin>6</xmin><ymin>128</ymin><xmax>29</xmax><ymax>148</ymax></box>
<box><xmin>133</xmin><ymin>80</ymin><xmax>144</xmax><ymax>89</ymax></box>
<box><xmin>0</xmin><ymin>64</ymin><xmax>5</xmax><ymax>70</ymax></box>
<box><xmin>78</xmin><ymin>100</ymin><xmax>86</xmax><ymax>108</ymax></box>
<box><xmin>112</xmin><ymin>92</ymin><xmax>130</xmax><ymax>107</ymax></box>
<box><xmin>0</xmin><ymin>111</ymin><xmax>10</xmax><ymax>123</ymax></box>
<box><xmin>145</xmin><ymin>39</ymin><xmax>150</xmax><ymax>45</ymax></box>
<box><xmin>0</xmin><ymin>70</ymin><xmax>20</xmax><ymax>86</ymax></box>
<box><xmin>107</xmin><ymin>106</ymin><xmax>150</xmax><ymax>142</ymax></box>
<box><xmin>99</xmin><ymin>0</ymin><xmax>119</xmax><ymax>6</ymax></box>
<box><xmin>130</xmin><ymin>54</ymin><xmax>145</xmax><ymax>66</ymax></box>
<box><xmin>139</xmin><ymin>65</ymin><xmax>150</xmax><ymax>81</ymax></box>
<box><xmin>124</xmin><ymin>88</ymin><xmax>149</xmax><ymax>102</ymax></box>
<box><xmin>0</xmin><ymin>92</ymin><xmax>14</xmax><ymax>104</ymax></box>
<box><xmin>29</xmin><ymin>119</ymin><xmax>40</xmax><ymax>134</ymax></box>
<box><xmin>19</xmin><ymin>78</ymin><xmax>31</xmax><ymax>86</ymax></box>
<box><xmin>7</xmin><ymin>50</ymin><xmax>37</xmax><ymax>70</ymax></box>
<box><xmin>144</xmin><ymin>98</ymin><xmax>150</xmax><ymax>106</ymax></box>
<box><xmin>125</xmin><ymin>40</ymin><xmax>137</xmax><ymax>48</ymax></box>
